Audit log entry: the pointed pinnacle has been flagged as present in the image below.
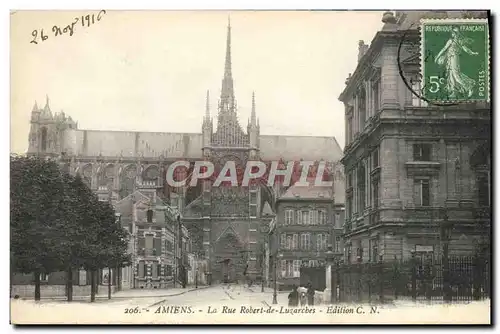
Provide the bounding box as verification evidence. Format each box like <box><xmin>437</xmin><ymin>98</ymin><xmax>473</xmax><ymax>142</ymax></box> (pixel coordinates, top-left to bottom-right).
<box><xmin>251</xmin><ymin>91</ymin><xmax>256</xmax><ymax>124</ymax></box>
<box><xmin>205</xmin><ymin>90</ymin><xmax>210</xmax><ymax>118</ymax></box>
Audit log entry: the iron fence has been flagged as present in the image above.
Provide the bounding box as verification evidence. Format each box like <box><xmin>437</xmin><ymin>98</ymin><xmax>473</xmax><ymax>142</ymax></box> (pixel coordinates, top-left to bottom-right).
<box><xmin>301</xmin><ymin>253</ymin><xmax>490</xmax><ymax>304</ymax></box>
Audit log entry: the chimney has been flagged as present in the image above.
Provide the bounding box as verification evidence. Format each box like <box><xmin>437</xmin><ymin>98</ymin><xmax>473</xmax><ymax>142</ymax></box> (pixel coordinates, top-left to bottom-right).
<box><xmin>382</xmin><ymin>11</ymin><xmax>397</xmax><ymax>24</ymax></box>
<box><xmin>381</xmin><ymin>11</ymin><xmax>398</xmax><ymax>32</ymax></box>
<box><xmin>358</xmin><ymin>40</ymin><xmax>369</xmax><ymax>62</ymax></box>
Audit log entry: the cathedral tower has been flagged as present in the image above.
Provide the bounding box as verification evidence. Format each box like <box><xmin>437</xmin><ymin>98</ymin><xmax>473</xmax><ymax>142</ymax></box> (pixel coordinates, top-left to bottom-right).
<box><xmin>27</xmin><ymin>96</ymin><xmax>78</xmax><ymax>157</ymax></box>
<box><xmin>193</xmin><ymin>18</ymin><xmax>263</xmax><ymax>284</ymax></box>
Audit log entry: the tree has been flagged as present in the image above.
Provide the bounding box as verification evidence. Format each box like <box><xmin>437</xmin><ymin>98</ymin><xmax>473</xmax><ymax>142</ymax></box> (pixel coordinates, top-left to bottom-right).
<box><xmin>55</xmin><ymin>173</ymin><xmax>98</xmax><ymax>302</ymax></box>
<box><xmin>10</xmin><ymin>156</ymin><xmax>68</xmax><ymax>300</ymax></box>
<box><xmin>11</xmin><ymin>155</ymin><xmax>131</xmax><ymax>302</ymax></box>
<box><xmin>79</xmin><ymin>198</ymin><xmax>130</xmax><ymax>302</ymax></box>
<box><xmin>94</xmin><ymin>200</ymin><xmax>130</xmax><ymax>300</ymax></box>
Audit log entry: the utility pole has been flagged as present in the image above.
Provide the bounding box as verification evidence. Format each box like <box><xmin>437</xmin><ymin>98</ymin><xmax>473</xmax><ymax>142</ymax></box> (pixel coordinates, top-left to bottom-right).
<box><xmin>108</xmin><ymin>268</ymin><xmax>112</xmax><ymax>300</ymax></box>
<box><xmin>441</xmin><ymin>210</ymin><xmax>453</xmax><ymax>303</ymax></box>
<box><xmin>195</xmin><ymin>253</ymin><xmax>199</xmax><ymax>289</ymax></box>
<box><xmin>261</xmin><ymin>251</ymin><xmax>265</xmax><ymax>293</ymax></box>
<box><xmin>173</xmin><ymin>216</ymin><xmax>177</xmax><ymax>289</ymax></box>
<box><xmin>178</xmin><ymin>215</ymin><xmax>186</xmax><ymax>288</ymax></box>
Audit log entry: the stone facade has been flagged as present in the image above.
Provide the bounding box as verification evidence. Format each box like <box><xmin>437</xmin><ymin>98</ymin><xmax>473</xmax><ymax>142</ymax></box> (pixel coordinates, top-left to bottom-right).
<box><xmin>114</xmin><ymin>189</ymin><xmax>193</xmax><ymax>289</ymax></box>
<box><xmin>268</xmin><ymin>176</ymin><xmax>345</xmax><ymax>290</ymax></box>
<box><xmin>339</xmin><ymin>11</ymin><xmax>491</xmax><ymax>264</ymax></box>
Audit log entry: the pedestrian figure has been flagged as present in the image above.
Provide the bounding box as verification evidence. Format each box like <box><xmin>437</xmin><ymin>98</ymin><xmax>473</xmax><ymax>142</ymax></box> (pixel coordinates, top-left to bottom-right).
<box><xmin>300</xmin><ymin>291</ymin><xmax>307</xmax><ymax>306</ymax></box>
<box><xmin>288</xmin><ymin>285</ymin><xmax>299</xmax><ymax>307</ymax></box>
<box><xmin>307</xmin><ymin>282</ymin><xmax>315</xmax><ymax>306</ymax></box>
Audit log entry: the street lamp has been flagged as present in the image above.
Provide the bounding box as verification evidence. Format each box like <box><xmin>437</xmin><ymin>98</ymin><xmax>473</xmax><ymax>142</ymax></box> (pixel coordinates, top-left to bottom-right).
<box><xmin>379</xmin><ymin>251</ymin><xmax>384</xmax><ymax>304</ymax></box>
<box><xmin>195</xmin><ymin>253</ymin><xmax>199</xmax><ymax>289</ymax></box>
<box><xmin>326</xmin><ymin>244</ymin><xmax>335</xmax><ymax>304</ymax></box>
<box><xmin>261</xmin><ymin>245</ymin><xmax>265</xmax><ymax>293</ymax></box>
<box><xmin>440</xmin><ymin>210</ymin><xmax>453</xmax><ymax>303</ymax></box>
<box><xmin>273</xmin><ymin>253</ymin><xmax>283</xmax><ymax>304</ymax></box>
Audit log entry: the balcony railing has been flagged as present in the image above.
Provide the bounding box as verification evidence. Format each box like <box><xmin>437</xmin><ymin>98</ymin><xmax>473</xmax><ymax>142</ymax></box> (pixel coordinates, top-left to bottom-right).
<box><xmin>403</xmin><ymin>207</ymin><xmax>443</xmax><ymax>221</ymax></box>
<box><xmin>137</xmin><ymin>248</ymin><xmax>160</xmax><ymax>257</ymax></box>
<box><xmin>475</xmin><ymin>207</ymin><xmax>491</xmax><ymax>220</ymax></box>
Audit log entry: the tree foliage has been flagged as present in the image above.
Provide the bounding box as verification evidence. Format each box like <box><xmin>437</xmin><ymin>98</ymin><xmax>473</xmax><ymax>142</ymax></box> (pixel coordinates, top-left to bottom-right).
<box><xmin>10</xmin><ymin>155</ymin><xmax>130</xmax><ymax>300</ymax></box>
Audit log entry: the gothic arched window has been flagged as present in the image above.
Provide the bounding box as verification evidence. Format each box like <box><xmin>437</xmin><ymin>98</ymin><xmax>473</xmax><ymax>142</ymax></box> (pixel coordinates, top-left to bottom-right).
<box><xmin>143</xmin><ymin>165</ymin><xmax>159</xmax><ymax>182</ymax></box>
<box><xmin>99</xmin><ymin>164</ymin><xmax>114</xmax><ymax>188</ymax></box>
<box><xmin>120</xmin><ymin>165</ymin><xmax>137</xmax><ymax>199</ymax></box>
<box><xmin>40</xmin><ymin>127</ymin><xmax>48</xmax><ymax>151</ymax></box>
<box><xmin>147</xmin><ymin>209</ymin><xmax>154</xmax><ymax>223</ymax></box>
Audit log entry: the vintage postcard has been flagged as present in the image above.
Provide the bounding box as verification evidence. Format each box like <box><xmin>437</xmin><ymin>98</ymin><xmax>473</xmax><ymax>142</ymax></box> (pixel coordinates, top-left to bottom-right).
<box><xmin>10</xmin><ymin>10</ymin><xmax>491</xmax><ymax>325</ymax></box>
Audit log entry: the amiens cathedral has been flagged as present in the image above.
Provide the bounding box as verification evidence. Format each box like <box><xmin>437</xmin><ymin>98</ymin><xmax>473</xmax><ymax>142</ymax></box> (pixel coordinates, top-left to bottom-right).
<box><xmin>26</xmin><ymin>20</ymin><xmax>344</xmax><ymax>283</ymax></box>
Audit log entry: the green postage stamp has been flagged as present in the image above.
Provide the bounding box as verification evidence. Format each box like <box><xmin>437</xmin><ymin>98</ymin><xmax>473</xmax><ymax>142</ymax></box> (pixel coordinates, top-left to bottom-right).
<box><xmin>421</xmin><ymin>18</ymin><xmax>490</xmax><ymax>103</ymax></box>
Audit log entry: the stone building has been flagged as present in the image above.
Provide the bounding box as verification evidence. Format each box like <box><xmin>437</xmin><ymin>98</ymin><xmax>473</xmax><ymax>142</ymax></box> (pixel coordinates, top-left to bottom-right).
<box><xmin>338</xmin><ymin>11</ymin><xmax>491</xmax><ymax>264</ymax></box>
<box><xmin>114</xmin><ymin>189</ymin><xmax>193</xmax><ymax>289</ymax></box>
<box><xmin>25</xmin><ymin>20</ymin><xmax>343</xmax><ymax>285</ymax></box>
<box><xmin>268</xmin><ymin>172</ymin><xmax>345</xmax><ymax>290</ymax></box>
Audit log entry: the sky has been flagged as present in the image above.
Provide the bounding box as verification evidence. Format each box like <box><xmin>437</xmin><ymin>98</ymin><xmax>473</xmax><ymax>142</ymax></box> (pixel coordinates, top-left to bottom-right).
<box><xmin>10</xmin><ymin>10</ymin><xmax>384</xmax><ymax>154</ymax></box>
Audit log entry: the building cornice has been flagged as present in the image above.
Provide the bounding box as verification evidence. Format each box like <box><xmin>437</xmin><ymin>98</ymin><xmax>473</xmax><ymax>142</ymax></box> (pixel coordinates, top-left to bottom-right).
<box><xmin>276</xmin><ymin>197</ymin><xmax>334</xmax><ymax>204</ymax></box>
<box><xmin>338</xmin><ymin>29</ymin><xmax>420</xmax><ymax>102</ymax></box>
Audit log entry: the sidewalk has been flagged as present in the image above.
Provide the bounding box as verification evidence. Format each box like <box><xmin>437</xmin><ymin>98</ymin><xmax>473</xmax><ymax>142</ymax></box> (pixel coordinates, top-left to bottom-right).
<box><xmin>246</xmin><ymin>285</ymin><xmax>290</xmax><ymax>294</ymax></box>
<box><xmin>228</xmin><ymin>285</ymin><xmax>289</xmax><ymax>306</ymax></box>
<box><xmin>244</xmin><ymin>285</ymin><xmax>326</xmax><ymax>306</ymax></box>
<box><xmin>19</xmin><ymin>285</ymin><xmax>213</xmax><ymax>301</ymax></box>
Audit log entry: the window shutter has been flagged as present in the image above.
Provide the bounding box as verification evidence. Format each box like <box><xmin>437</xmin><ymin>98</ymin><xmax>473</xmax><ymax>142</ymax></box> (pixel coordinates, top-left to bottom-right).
<box><xmin>152</xmin><ymin>263</ymin><xmax>158</xmax><ymax>279</ymax></box>
<box><xmin>422</xmin><ymin>179</ymin><xmax>430</xmax><ymax>206</ymax></box>
<box><xmin>138</xmin><ymin>261</ymin><xmax>145</xmax><ymax>278</ymax></box>
<box><xmin>153</xmin><ymin>238</ymin><xmax>161</xmax><ymax>256</ymax></box>
<box><xmin>413</xmin><ymin>180</ymin><xmax>422</xmax><ymax>206</ymax></box>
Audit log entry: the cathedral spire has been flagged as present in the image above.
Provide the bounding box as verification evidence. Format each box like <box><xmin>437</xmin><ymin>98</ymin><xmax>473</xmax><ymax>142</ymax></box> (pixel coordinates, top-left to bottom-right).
<box><xmin>45</xmin><ymin>95</ymin><xmax>50</xmax><ymax>110</ymax></box>
<box><xmin>220</xmin><ymin>16</ymin><xmax>235</xmax><ymax>113</ymax></box>
<box><xmin>205</xmin><ymin>90</ymin><xmax>210</xmax><ymax>120</ymax></box>
<box><xmin>213</xmin><ymin>17</ymin><xmax>247</xmax><ymax>147</ymax></box>
<box><xmin>251</xmin><ymin>91</ymin><xmax>256</xmax><ymax>125</ymax></box>
<box><xmin>32</xmin><ymin>100</ymin><xmax>38</xmax><ymax>112</ymax></box>
<box><xmin>225</xmin><ymin>16</ymin><xmax>232</xmax><ymax>79</ymax></box>
<box><xmin>42</xmin><ymin>94</ymin><xmax>52</xmax><ymax>118</ymax></box>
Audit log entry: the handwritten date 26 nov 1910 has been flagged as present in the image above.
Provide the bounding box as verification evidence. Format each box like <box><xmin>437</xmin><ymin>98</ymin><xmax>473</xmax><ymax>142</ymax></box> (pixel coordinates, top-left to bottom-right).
<box><xmin>30</xmin><ymin>10</ymin><xmax>106</xmax><ymax>45</ymax></box>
